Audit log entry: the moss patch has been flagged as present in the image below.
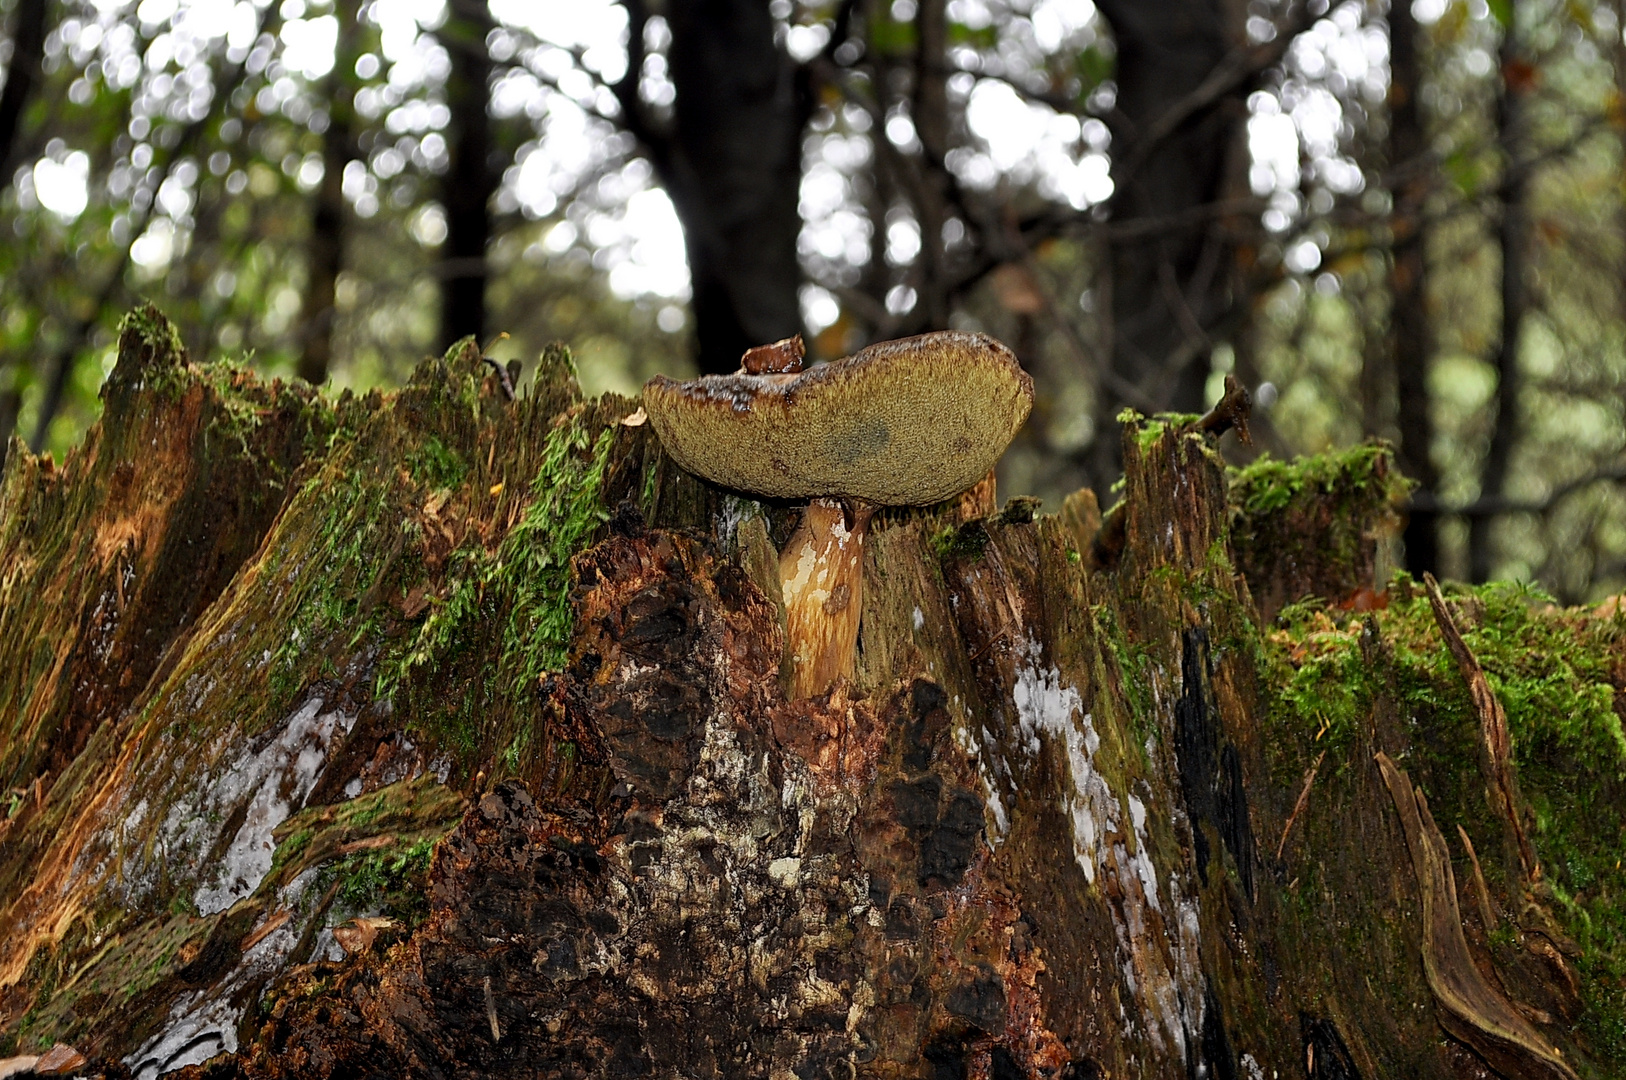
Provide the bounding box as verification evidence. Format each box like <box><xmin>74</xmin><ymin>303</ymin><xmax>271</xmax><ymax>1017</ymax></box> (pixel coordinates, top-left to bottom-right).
<box><xmin>1264</xmin><ymin>579</ymin><xmax>1626</xmax><ymax>1058</ymax></box>
<box><xmin>1228</xmin><ymin>442</ymin><xmax>1410</xmax><ymax>617</ymax></box>
<box><xmin>379</xmin><ymin>404</ymin><xmax>616</xmax><ymax>771</ymax></box>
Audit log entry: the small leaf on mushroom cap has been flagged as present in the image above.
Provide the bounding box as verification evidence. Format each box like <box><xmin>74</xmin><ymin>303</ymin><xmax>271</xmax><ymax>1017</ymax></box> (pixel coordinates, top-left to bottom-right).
<box><xmin>642</xmin><ymin>331</ymin><xmax>1033</xmax><ymax>506</ymax></box>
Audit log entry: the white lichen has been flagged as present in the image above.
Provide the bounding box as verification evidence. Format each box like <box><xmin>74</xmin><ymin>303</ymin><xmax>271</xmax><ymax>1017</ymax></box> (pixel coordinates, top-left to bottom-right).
<box><xmin>182</xmin><ymin>695</ymin><xmax>354</xmax><ymax>916</ymax></box>
<box><xmin>1010</xmin><ymin>641</ymin><xmax>1207</xmax><ymax>1064</ymax></box>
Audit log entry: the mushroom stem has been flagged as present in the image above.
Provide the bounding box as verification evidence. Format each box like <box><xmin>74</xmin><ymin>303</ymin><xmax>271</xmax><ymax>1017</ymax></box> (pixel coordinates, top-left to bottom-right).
<box><xmin>780</xmin><ymin>497</ymin><xmax>876</xmax><ymax>698</ymax></box>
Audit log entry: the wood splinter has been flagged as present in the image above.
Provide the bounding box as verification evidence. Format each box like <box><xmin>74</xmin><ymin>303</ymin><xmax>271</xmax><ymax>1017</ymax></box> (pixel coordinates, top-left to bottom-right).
<box><xmin>1188</xmin><ymin>373</ymin><xmax>1253</xmax><ymax>445</ymax></box>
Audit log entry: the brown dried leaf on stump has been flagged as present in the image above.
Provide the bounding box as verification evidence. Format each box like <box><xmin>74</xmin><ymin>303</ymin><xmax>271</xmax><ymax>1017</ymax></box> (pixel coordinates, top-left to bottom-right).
<box><xmin>33</xmin><ymin>1043</ymin><xmax>87</xmax><ymax>1075</ymax></box>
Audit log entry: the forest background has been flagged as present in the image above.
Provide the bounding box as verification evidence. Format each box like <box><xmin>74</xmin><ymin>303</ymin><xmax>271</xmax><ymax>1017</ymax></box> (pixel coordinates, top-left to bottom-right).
<box><xmin>1</xmin><ymin>0</ymin><xmax>1623</xmax><ymax>600</ymax></box>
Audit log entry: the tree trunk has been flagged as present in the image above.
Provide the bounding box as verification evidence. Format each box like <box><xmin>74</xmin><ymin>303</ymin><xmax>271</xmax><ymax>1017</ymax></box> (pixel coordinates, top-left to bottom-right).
<box><xmin>0</xmin><ymin>307</ymin><xmax>1619</xmax><ymax>1079</ymax></box>
<box><xmin>298</xmin><ymin>0</ymin><xmax>362</xmax><ymax>386</ymax></box>
<box><xmin>438</xmin><ymin>0</ymin><xmax>496</xmax><ymax>353</ymax></box>
<box><xmin>1469</xmin><ymin>5</ymin><xmax>1531</xmax><ymax>584</ymax></box>
<box><xmin>1387</xmin><ymin>0</ymin><xmax>1441</xmax><ymax>579</ymax></box>
<box><xmin>1095</xmin><ymin>0</ymin><xmax>1243</xmax><ymax>418</ymax></box>
<box><xmin>663</xmin><ymin>0</ymin><xmax>808</xmax><ymax>373</ymax></box>
<box><xmin>0</xmin><ymin>0</ymin><xmax>48</xmax><ymax>193</ymax></box>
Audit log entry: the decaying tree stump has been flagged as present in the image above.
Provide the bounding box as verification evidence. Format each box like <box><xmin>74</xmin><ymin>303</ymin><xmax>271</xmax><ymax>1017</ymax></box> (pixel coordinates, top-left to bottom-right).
<box><xmin>0</xmin><ymin>308</ymin><xmax>1622</xmax><ymax>1079</ymax></box>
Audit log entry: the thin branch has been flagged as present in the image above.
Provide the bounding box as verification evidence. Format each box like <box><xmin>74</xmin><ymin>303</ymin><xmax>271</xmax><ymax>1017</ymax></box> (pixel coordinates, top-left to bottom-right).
<box><xmin>1276</xmin><ymin>750</ymin><xmax>1326</xmax><ymax>860</ymax></box>
<box><xmin>1410</xmin><ymin>462</ymin><xmax>1626</xmax><ymax>518</ymax></box>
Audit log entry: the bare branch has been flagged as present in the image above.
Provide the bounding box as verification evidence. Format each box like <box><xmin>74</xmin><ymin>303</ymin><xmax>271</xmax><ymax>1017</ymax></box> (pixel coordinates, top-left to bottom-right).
<box><xmin>1411</xmin><ymin>461</ymin><xmax>1626</xmax><ymax>518</ymax></box>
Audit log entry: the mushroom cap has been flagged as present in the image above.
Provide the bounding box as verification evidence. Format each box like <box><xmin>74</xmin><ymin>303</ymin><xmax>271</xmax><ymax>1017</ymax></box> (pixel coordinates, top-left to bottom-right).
<box><xmin>642</xmin><ymin>330</ymin><xmax>1033</xmax><ymax>505</ymax></box>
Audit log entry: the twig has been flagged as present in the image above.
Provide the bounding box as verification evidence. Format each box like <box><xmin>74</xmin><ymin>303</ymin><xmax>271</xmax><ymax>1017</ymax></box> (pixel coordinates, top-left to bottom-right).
<box><xmin>1456</xmin><ymin>824</ymin><xmax>1500</xmax><ymax>933</ymax></box>
<box><xmin>1189</xmin><ymin>374</ymin><xmax>1252</xmax><ymax>446</ymax></box>
<box><xmin>1275</xmin><ymin>750</ymin><xmax>1325</xmax><ymax>860</ymax></box>
<box><xmin>483</xmin><ymin>975</ymin><xmax>501</xmax><ymax>1041</ymax></box>
<box><xmin>1422</xmin><ymin>573</ymin><xmax>1539</xmax><ymax>885</ymax></box>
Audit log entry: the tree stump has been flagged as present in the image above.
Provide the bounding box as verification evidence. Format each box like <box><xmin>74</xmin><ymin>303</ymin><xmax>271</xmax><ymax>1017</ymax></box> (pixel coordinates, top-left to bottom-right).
<box><xmin>0</xmin><ymin>308</ymin><xmax>1620</xmax><ymax>1079</ymax></box>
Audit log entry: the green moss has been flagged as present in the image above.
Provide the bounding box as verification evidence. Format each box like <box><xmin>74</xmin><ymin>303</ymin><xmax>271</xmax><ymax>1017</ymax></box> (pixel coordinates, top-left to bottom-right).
<box><xmin>266</xmin><ymin>457</ymin><xmax>397</xmax><ymax>714</ymax></box>
<box><xmin>120</xmin><ymin>303</ymin><xmax>185</xmax><ymax>360</ymax></box>
<box><xmin>380</xmin><ymin>407</ymin><xmax>615</xmax><ymax>758</ymax></box>
<box><xmin>1265</xmin><ymin>577</ymin><xmax>1626</xmax><ymax>1058</ymax></box>
<box><xmin>1116</xmin><ymin>408</ymin><xmax>1204</xmax><ymax>456</ymax></box>
<box><xmin>321</xmin><ymin>837</ymin><xmax>439</xmax><ymax>926</ymax></box>
<box><xmin>1093</xmin><ymin>602</ymin><xmax>1155</xmax><ymax>745</ymax></box>
<box><xmin>1263</xmin><ymin>600</ymin><xmax>1372</xmax><ymax>757</ymax></box>
<box><xmin>930</xmin><ymin>521</ymin><xmax>989</xmax><ymax>563</ymax></box>
<box><xmin>1229</xmin><ymin>442</ymin><xmax>1409</xmax><ymax>518</ymax></box>
<box><xmin>405</xmin><ymin>434</ymin><xmax>467</xmax><ymax>490</ymax></box>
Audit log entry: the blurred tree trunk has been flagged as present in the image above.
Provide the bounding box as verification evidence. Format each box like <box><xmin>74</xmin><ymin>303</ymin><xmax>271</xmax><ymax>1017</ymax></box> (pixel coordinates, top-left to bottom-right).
<box><xmin>298</xmin><ymin>0</ymin><xmax>362</xmax><ymax>385</ymax></box>
<box><xmin>1469</xmin><ymin>5</ymin><xmax>1531</xmax><ymax>583</ymax></box>
<box><xmin>655</xmin><ymin>0</ymin><xmax>809</xmax><ymax>373</ymax></box>
<box><xmin>0</xmin><ymin>305</ymin><xmax>1615</xmax><ymax>1080</ymax></box>
<box><xmin>1388</xmin><ymin>0</ymin><xmax>1441</xmax><ymax>578</ymax></box>
<box><xmin>0</xmin><ymin>0</ymin><xmax>52</xmax><ymax>461</ymax></box>
<box><xmin>0</xmin><ymin>0</ymin><xmax>47</xmax><ymax>193</ymax></box>
<box><xmin>438</xmin><ymin>0</ymin><xmax>497</xmax><ymax>353</ymax></box>
<box><xmin>911</xmin><ymin>0</ymin><xmax>950</xmax><ymax>331</ymax></box>
<box><xmin>1094</xmin><ymin>0</ymin><xmax>1244</xmax><ymax>418</ymax></box>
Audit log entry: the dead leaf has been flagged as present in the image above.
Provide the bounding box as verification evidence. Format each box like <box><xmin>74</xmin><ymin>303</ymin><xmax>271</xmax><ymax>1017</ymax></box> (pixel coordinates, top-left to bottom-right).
<box><xmin>621</xmin><ymin>407</ymin><xmax>648</xmax><ymax>427</ymax></box>
<box><xmin>334</xmin><ymin>916</ymin><xmax>399</xmax><ymax>957</ymax></box>
<box><xmin>399</xmin><ymin>585</ymin><xmax>429</xmax><ymax>619</ymax></box>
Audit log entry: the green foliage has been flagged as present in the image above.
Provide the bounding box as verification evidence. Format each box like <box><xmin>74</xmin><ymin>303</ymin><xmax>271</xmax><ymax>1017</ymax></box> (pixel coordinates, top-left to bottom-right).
<box><xmin>1073</xmin><ymin>44</ymin><xmax>1115</xmax><ymax>100</ymax></box>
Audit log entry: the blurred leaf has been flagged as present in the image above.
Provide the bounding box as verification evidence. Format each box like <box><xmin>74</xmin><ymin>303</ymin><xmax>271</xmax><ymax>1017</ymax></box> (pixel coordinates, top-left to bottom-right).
<box><xmin>1074</xmin><ymin>44</ymin><xmax>1114</xmax><ymax>98</ymax></box>
<box><xmin>1608</xmin><ymin>90</ymin><xmax>1626</xmax><ymax>131</ymax></box>
<box><xmin>1437</xmin><ymin>0</ymin><xmax>1471</xmax><ymax>41</ymax></box>
<box><xmin>1564</xmin><ymin>0</ymin><xmax>1594</xmax><ymax>34</ymax></box>
<box><xmin>1443</xmin><ymin>148</ymin><xmax>1484</xmax><ymax>195</ymax></box>
<box><xmin>947</xmin><ymin>21</ymin><xmax>997</xmax><ymax>49</ymax></box>
<box><xmin>869</xmin><ymin>15</ymin><xmax>916</xmax><ymax>55</ymax></box>
<box><xmin>1486</xmin><ymin>0</ymin><xmax>1512</xmax><ymax>29</ymax></box>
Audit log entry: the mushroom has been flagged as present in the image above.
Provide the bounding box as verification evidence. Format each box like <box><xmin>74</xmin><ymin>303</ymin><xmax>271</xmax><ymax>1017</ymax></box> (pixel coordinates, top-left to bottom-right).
<box><xmin>643</xmin><ymin>330</ymin><xmax>1033</xmax><ymax>698</ymax></box>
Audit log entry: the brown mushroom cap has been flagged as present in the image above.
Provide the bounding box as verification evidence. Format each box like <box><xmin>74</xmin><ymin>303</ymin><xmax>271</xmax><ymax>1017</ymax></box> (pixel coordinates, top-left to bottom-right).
<box><xmin>642</xmin><ymin>331</ymin><xmax>1033</xmax><ymax>506</ymax></box>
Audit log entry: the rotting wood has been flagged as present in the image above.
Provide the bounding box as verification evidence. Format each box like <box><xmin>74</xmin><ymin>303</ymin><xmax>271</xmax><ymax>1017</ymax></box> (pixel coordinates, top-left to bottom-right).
<box><xmin>0</xmin><ymin>308</ymin><xmax>1620</xmax><ymax>1078</ymax></box>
